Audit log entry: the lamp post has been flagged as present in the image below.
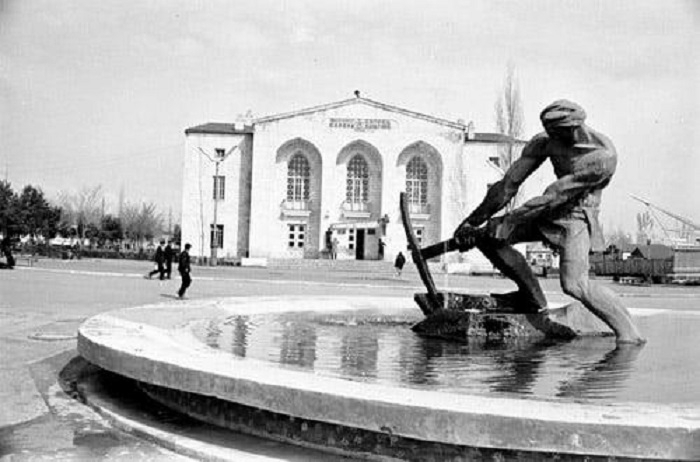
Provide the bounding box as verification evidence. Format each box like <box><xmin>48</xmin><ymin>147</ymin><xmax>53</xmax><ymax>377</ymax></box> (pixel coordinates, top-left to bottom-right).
<box><xmin>198</xmin><ymin>145</ymin><xmax>238</xmax><ymax>266</ymax></box>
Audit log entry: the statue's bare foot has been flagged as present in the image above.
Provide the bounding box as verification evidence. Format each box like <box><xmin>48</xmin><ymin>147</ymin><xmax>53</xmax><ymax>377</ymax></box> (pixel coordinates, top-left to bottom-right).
<box><xmin>615</xmin><ymin>335</ymin><xmax>647</xmax><ymax>345</ymax></box>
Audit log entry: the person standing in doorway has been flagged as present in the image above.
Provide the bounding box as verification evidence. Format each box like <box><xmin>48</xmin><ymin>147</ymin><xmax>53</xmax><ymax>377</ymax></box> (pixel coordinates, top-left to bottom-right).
<box><xmin>146</xmin><ymin>240</ymin><xmax>166</xmax><ymax>280</ymax></box>
<box><xmin>177</xmin><ymin>243</ymin><xmax>192</xmax><ymax>299</ymax></box>
<box><xmin>164</xmin><ymin>241</ymin><xmax>174</xmax><ymax>279</ymax></box>
<box><xmin>394</xmin><ymin>251</ymin><xmax>406</xmax><ymax>277</ymax></box>
<box><xmin>331</xmin><ymin>237</ymin><xmax>339</xmax><ymax>260</ymax></box>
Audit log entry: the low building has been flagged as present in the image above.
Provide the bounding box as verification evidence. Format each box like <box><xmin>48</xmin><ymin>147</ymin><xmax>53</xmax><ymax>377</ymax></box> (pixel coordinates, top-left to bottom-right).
<box><xmin>526</xmin><ymin>242</ymin><xmax>559</xmax><ymax>269</ymax></box>
<box><xmin>182</xmin><ymin>94</ymin><xmax>544</xmax><ymax>264</ymax></box>
<box><xmin>628</xmin><ymin>244</ymin><xmax>674</xmax><ymax>260</ymax></box>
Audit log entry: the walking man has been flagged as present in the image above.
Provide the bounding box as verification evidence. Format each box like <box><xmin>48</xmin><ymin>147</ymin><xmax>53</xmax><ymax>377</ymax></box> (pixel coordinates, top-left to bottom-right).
<box><xmin>164</xmin><ymin>241</ymin><xmax>174</xmax><ymax>279</ymax></box>
<box><xmin>394</xmin><ymin>251</ymin><xmax>406</xmax><ymax>278</ymax></box>
<box><xmin>146</xmin><ymin>240</ymin><xmax>166</xmax><ymax>280</ymax></box>
<box><xmin>177</xmin><ymin>243</ymin><xmax>192</xmax><ymax>299</ymax></box>
<box><xmin>453</xmin><ymin>99</ymin><xmax>645</xmax><ymax>344</ymax></box>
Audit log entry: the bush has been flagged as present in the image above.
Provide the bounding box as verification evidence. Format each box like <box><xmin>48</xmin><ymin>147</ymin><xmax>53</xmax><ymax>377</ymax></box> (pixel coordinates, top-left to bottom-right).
<box><xmin>30</xmin><ymin>243</ymin><xmax>162</xmax><ymax>261</ymax></box>
<box><xmin>77</xmin><ymin>248</ymin><xmax>122</xmax><ymax>259</ymax></box>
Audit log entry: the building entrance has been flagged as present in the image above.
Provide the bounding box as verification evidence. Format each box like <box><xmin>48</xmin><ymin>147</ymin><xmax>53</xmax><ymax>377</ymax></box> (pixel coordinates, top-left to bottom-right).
<box><xmin>329</xmin><ymin>221</ymin><xmax>382</xmax><ymax>260</ymax></box>
<box><xmin>356</xmin><ymin>229</ymin><xmax>365</xmax><ymax>260</ymax></box>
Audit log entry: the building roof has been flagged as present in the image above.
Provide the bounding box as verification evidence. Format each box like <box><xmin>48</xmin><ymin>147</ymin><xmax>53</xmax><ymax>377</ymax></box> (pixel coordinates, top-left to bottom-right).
<box><xmin>630</xmin><ymin>244</ymin><xmax>674</xmax><ymax>260</ymax></box>
<box><xmin>254</xmin><ymin>96</ymin><xmax>466</xmax><ymax>129</ymax></box>
<box><xmin>184</xmin><ymin>96</ymin><xmax>525</xmax><ymax>143</ymax></box>
<box><xmin>468</xmin><ymin>133</ymin><xmax>524</xmax><ymax>144</ymax></box>
<box><xmin>184</xmin><ymin>123</ymin><xmax>254</xmax><ymax>135</ymax></box>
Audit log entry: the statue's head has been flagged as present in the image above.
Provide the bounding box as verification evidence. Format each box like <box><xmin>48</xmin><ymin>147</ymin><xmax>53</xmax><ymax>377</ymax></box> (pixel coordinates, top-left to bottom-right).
<box><xmin>540</xmin><ymin>100</ymin><xmax>586</xmax><ymax>144</ymax></box>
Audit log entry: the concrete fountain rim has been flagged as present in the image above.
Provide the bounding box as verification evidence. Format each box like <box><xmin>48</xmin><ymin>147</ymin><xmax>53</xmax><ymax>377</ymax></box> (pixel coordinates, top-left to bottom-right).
<box><xmin>77</xmin><ymin>295</ymin><xmax>700</xmax><ymax>459</ymax></box>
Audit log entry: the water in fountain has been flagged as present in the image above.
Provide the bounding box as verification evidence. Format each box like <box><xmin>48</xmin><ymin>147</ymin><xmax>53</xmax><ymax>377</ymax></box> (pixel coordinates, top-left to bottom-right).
<box><xmin>192</xmin><ymin>306</ymin><xmax>700</xmax><ymax>404</ymax></box>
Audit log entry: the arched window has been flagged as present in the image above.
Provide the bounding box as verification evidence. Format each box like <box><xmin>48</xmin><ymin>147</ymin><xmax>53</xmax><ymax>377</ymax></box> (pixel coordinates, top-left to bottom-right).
<box><xmin>406</xmin><ymin>156</ymin><xmax>428</xmax><ymax>205</ymax></box>
<box><xmin>346</xmin><ymin>154</ymin><xmax>369</xmax><ymax>204</ymax></box>
<box><xmin>287</xmin><ymin>152</ymin><xmax>310</xmax><ymax>202</ymax></box>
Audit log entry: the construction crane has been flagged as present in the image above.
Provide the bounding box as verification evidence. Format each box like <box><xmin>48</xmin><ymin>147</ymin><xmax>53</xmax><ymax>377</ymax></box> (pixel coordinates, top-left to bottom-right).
<box><xmin>630</xmin><ymin>194</ymin><xmax>700</xmax><ymax>244</ymax></box>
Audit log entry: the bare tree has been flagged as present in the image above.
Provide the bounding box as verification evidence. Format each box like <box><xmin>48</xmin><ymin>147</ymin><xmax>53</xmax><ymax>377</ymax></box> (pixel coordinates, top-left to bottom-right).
<box><xmin>495</xmin><ymin>63</ymin><xmax>525</xmax><ymax>212</ymax></box>
<box><xmin>55</xmin><ymin>185</ymin><xmax>104</xmax><ymax>239</ymax></box>
<box><xmin>636</xmin><ymin>211</ymin><xmax>654</xmax><ymax>245</ymax></box>
<box><xmin>606</xmin><ymin>228</ymin><xmax>633</xmax><ymax>249</ymax></box>
<box><xmin>121</xmin><ymin>201</ymin><xmax>163</xmax><ymax>250</ymax></box>
<box><xmin>445</xmin><ymin>126</ymin><xmax>472</xmax><ymax>263</ymax></box>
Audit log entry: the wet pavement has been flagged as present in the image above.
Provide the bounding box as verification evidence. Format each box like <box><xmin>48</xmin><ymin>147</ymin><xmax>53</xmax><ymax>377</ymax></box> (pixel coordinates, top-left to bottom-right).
<box><xmin>1</xmin><ymin>257</ymin><xmax>698</xmax><ymax>460</ymax></box>
<box><xmin>0</xmin><ymin>349</ymin><xmax>193</xmax><ymax>461</ymax></box>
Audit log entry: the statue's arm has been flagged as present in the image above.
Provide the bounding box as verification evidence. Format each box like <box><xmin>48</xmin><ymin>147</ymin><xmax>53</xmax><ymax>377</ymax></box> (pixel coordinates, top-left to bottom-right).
<box><xmin>461</xmin><ymin>137</ymin><xmax>548</xmax><ymax>228</ymax></box>
<box><xmin>503</xmin><ymin>148</ymin><xmax>617</xmax><ymax>225</ymax></box>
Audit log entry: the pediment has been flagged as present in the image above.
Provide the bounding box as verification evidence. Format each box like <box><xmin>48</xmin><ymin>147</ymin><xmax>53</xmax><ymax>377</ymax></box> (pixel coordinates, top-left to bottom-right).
<box><xmin>254</xmin><ymin>97</ymin><xmax>465</xmax><ymax>130</ymax></box>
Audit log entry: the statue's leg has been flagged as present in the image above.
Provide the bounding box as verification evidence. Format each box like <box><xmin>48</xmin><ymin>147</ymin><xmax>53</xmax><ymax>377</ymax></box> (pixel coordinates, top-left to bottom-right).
<box><xmin>558</xmin><ymin>227</ymin><xmax>646</xmax><ymax>344</ymax></box>
<box><xmin>476</xmin><ymin>236</ymin><xmax>547</xmax><ymax>312</ymax></box>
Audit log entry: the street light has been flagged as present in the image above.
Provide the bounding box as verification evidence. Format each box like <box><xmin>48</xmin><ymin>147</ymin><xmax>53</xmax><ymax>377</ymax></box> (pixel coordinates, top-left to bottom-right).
<box><xmin>198</xmin><ymin>144</ymin><xmax>239</xmax><ymax>266</ymax></box>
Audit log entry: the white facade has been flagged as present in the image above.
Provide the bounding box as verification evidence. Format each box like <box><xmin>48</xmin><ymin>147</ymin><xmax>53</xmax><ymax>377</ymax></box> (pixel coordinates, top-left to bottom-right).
<box><xmin>182</xmin><ymin>96</ymin><xmax>544</xmax><ymax>264</ymax></box>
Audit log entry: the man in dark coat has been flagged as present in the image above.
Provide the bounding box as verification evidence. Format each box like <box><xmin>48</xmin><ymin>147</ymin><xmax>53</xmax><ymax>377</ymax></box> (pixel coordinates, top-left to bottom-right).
<box><xmin>146</xmin><ymin>240</ymin><xmax>166</xmax><ymax>280</ymax></box>
<box><xmin>177</xmin><ymin>243</ymin><xmax>192</xmax><ymax>299</ymax></box>
<box><xmin>1</xmin><ymin>236</ymin><xmax>15</xmax><ymax>269</ymax></box>
<box><xmin>394</xmin><ymin>251</ymin><xmax>406</xmax><ymax>277</ymax></box>
<box><xmin>164</xmin><ymin>241</ymin><xmax>174</xmax><ymax>279</ymax></box>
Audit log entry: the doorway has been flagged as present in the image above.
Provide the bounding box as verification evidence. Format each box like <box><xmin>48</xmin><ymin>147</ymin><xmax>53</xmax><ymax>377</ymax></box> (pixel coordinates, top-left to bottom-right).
<box><xmin>355</xmin><ymin>229</ymin><xmax>365</xmax><ymax>260</ymax></box>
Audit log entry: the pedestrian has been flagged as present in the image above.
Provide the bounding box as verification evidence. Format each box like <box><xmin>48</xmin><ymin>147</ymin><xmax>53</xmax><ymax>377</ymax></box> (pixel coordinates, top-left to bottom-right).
<box><xmin>146</xmin><ymin>240</ymin><xmax>166</xmax><ymax>280</ymax></box>
<box><xmin>1</xmin><ymin>236</ymin><xmax>15</xmax><ymax>269</ymax></box>
<box><xmin>72</xmin><ymin>242</ymin><xmax>81</xmax><ymax>260</ymax></box>
<box><xmin>325</xmin><ymin>229</ymin><xmax>333</xmax><ymax>259</ymax></box>
<box><xmin>177</xmin><ymin>243</ymin><xmax>192</xmax><ymax>299</ymax></box>
<box><xmin>164</xmin><ymin>241</ymin><xmax>174</xmax><ymax>279</ymax></box>
<box><xmin>331</xmin><ymin>237</ymin><xmax>339</xmax><ymax>260</ymax></box>
<box><xmin>394</xmin><ymin>251</ymin><xmax>406</xmax><ymax>277</ymax></box>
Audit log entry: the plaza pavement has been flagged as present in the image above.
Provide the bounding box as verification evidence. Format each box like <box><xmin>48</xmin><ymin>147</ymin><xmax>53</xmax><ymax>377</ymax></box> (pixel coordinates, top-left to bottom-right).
<box><xmin>1</xmin><ymin>257</ymin><xmax>698</xmax><ymax>460</ymax></box>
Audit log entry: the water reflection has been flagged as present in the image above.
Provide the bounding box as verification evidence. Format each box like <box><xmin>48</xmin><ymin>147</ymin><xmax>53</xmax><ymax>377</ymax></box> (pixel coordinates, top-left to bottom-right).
<box><xmin>279</xmin><ymin>321</ymin><xmax>317</xmax><ymax>368</ymax></box>
<box><xmin>482</xmin><ymin>339</ymin><xmax>554</xmax><ymax>395</ymax></box>
<box><xmin>555</xmin><ymin>344</ymin><xmax>642</xmax><ymax>400</ymax></box>
<box><xmin>194</xmin><ymin>309</ymin><xmax>696</xmax><ymax>404</ymax></box>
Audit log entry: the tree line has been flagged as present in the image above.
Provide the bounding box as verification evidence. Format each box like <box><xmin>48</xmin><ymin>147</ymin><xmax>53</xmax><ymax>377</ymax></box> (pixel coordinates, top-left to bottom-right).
<box><xmin>0</xmin><ymin>181</ymin><xmax>177</xmax><ymax>250</ymax></box>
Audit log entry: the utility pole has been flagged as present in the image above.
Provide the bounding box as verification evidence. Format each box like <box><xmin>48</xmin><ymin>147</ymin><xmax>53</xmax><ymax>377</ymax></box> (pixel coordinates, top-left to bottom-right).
<box><xmin>198</xmin><ymin>144</ymin><xmax>239</xmax><ymax>266</ymax></box>
<box><xmin>212</xmin><ymin>160</ymin><xmax>221</xmax><ymax>266</ymax></box>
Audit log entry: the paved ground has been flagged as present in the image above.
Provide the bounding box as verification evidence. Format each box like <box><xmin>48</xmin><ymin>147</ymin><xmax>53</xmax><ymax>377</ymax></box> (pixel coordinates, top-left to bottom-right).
<box><xmin>1</xmin><ymin>257</ymin><xmax>698</xmax><ymax>460</ymax></box>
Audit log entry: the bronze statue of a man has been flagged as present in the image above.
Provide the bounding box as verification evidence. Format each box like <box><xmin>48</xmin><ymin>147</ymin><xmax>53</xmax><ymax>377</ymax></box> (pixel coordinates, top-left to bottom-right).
<box><xmin>454</xmin><ymin>100</ymin><xmax>645</xmax><ymax>344</ymax></box>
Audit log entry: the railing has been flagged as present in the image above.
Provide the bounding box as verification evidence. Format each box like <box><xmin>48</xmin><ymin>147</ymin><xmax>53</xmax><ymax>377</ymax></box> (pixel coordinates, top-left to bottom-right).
<box><xmin>282</xmin><ymin>199</ymin><xmax>311</xmax><ymax>211</ymax></box>
<box><xmin>342</xmin><ymin>200</ymin><xmax>370</xmax><ymax>212</ymax></box>
<box><xmin>408</xmin><ymin>202</ymin><xmax>430</xmax><ymax>215</ymax></box>
<box><xmin>281</xmin><ymin>199</ymin><xmax>312</xmax><ymax>217</ymax></box>
<box><xmin>341</xmin><ymin>200</ymin><xmax>371</xmax><ymax>218</ymax></box>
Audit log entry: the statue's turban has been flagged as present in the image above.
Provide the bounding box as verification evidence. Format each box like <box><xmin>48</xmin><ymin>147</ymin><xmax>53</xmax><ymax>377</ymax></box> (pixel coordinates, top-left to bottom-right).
<box><xmin>540</xmin><ymin>100</ymin><xmax>587</xmax><ymax>129</ymax></box>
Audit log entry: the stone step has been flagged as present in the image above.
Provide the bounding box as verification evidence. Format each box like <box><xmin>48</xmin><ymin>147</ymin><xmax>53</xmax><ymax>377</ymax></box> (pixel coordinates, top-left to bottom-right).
<box><xmin>268</xmin><ymin>258</ymin><xmax>401</xmax><ymax>273</ymax></box>
<box><xmin>264</xmin><ymin>258</ymin><xmax>447</xmax><ymax>276</ymax></box>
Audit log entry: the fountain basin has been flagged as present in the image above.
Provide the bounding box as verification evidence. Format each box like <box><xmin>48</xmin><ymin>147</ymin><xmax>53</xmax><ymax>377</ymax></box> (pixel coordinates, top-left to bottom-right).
<box><xmin>77</xmin><ymin>296</ymin><xmax>700</xmax><ymax>461</ymax></box>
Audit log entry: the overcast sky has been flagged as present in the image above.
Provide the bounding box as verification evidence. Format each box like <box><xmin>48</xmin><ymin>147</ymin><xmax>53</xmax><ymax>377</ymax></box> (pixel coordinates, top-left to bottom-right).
<box><xmin>1</xmin><ymin>0</ymin><xmax>697</xmax><ymax>235</ymax></box>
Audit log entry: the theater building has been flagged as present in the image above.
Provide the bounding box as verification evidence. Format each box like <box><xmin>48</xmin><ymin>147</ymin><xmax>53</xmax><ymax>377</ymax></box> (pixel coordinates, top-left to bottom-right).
<box><xmin>181</xmin><ymin>94</ymin><xmax>528</xmax><ymax>265</ymax></box>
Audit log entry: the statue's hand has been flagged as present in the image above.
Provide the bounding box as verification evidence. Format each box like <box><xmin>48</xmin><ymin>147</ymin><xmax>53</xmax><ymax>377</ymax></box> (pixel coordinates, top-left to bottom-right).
<box><xmin>454</xmin><ymin>222</ymin><xmax>481</xmax><ymax>251</ymax></box>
